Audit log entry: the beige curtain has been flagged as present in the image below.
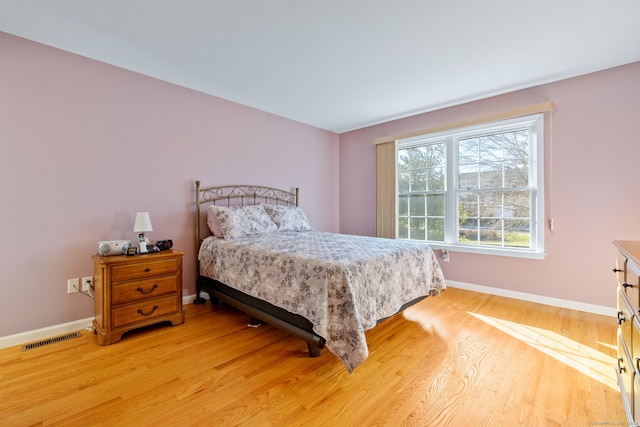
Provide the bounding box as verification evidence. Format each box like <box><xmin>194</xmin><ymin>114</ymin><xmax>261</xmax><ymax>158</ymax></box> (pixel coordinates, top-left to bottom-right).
<box><xmin>375</xmin><ymin>140</ymin><xmax>397</xmax><ymax>238</ymax></box>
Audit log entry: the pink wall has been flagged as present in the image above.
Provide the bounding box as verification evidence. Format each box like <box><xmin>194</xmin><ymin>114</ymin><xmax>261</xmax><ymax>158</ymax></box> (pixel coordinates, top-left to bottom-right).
<box><xmin>0</xmin><ymin>32</ymin><xmax>339</xmax><ymax>337</ymax></box>
<box><xmin>339</xmin><ymin>61</ymin><xmax>640</xmax><ymax>308</ymax></box>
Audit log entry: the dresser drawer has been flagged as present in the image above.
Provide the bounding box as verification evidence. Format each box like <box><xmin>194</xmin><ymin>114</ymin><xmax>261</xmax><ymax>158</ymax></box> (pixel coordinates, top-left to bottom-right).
<box><xmin>619</xmin><ymin>288</ymin><xmax>634</xmax><ymax>349</ymax></box>
<box><xmin>111</xmin><ymin>258</ymin><xmax>180</xmax><ymax>282</ymax></box>
<box><xmin>635</xmin><ymin>377</ymin><xmax>640</xmax><ymax>427</ymax></box>
<box><xmin>626</xmin><ymin>259</ymin><xmax>640</xmax><ymax>312</ymax></box>
<box><xmin>111</xmin><ymin>275</ymin><xmax>179</xmax><ymax>305</ymax></box>
<box><xmin>619</xmin><ymin>330</ymin><xmax>634</xmax><ymax>420</ymax></box>
<box><xmin>617</xmin><ymin>251</ymin><xmax>628</xmax><ymax>286</ymax></box>
<box><xmin>633</xmin><ymin>317</ymin><xmax>640</xmax><ymax>376</ymax></box>
<box><xmin>111</xmin><ymin>295</ymin><xmax>179</xmax><ymax>328</ymax></box>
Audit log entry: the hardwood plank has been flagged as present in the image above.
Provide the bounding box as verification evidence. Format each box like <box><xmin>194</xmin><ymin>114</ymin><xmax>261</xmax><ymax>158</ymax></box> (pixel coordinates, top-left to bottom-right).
<box><xmin>0</xmin><ymin>288</ymin><xmax>626</xmax><ymax>426</ymax></box>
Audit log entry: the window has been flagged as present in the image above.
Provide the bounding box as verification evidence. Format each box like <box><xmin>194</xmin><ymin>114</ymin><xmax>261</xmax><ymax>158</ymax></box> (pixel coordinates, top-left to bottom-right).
<box><xmin>397</xmin><ymin>114</ymin><xmax>544</xmax><ymax>258</ymax></box>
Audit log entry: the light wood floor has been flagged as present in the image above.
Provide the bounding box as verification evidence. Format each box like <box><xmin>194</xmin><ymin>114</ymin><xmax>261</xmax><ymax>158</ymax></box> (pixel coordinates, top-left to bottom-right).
<box><xmin>0</xmin><ymin>287</ymin><xmax>625</xmax><ymax>426</ymax></box>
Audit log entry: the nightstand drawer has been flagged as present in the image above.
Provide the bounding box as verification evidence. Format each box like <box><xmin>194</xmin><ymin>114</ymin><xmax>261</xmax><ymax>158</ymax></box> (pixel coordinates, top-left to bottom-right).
<box><xmin>111</xmin><ymin>275</ymin><xmax>179</xmax><ymax>305</ymax></box>
<box><xmin>111</xmin><ymin>258</ymin><xmax>180</xmax><ymax>282</ymax></box>
<box><xmin>111</xmin><ymin>295</ymin><xmax>179</xmax><ymax>328</ymax></box>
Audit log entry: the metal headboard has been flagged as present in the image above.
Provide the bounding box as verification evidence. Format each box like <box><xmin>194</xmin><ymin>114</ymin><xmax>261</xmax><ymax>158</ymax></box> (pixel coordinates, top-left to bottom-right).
<box><xmin>194</xmin><ymin>181</ymin><xmax>299</xmax><ymax>300</ymax></box>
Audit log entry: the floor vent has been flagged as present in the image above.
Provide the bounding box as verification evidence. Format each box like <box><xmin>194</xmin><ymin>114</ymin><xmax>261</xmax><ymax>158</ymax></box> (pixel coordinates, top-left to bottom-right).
<box><xmin>21</xmin><ymin>331</ymin><xmax>82</xmax><ymax>351</ymax></box>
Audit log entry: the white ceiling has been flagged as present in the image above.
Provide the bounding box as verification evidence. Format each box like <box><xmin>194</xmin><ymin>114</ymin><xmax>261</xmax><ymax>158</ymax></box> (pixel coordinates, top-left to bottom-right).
<box><xmin>2</xmin><ymin>1</ymin><xmax>640</xmax><ymax>133</ymax></box>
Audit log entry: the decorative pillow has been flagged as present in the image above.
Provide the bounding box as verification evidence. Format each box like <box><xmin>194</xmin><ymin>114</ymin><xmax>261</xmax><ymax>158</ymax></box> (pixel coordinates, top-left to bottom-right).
<box><xmin>263</xmin><ymin>204</ymin><xmax>313</xmax><ymax>232</ymax></box>
<box><xmin>206</xmin><ymin>205</ymin><xmax>224</xmax><ymax>238</ymax></box>
<box><xmin>214</xmin><ymin>204</ymin><xmax>278</xmax><ymax>239</ymax></box>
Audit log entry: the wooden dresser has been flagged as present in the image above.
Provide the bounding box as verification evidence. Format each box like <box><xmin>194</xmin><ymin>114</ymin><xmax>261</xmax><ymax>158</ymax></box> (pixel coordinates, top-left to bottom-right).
<box><xmin>614</xmin><ymin>240</ymin><xmax>640</xmax><ymax>424</ymax></box>
<box><xmin>92</xmin><ymin>250</ymin><xmax>185</xmax><ymax>345</ymax></box>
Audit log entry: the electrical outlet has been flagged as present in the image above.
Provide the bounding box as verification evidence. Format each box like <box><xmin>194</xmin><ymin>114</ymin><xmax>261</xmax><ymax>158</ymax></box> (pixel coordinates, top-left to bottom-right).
<box><xmin>81</xmin><ymin>276</ymin><xmax>93</xmax><ymax>292</ymax></box>
<box><xmin>67</xmin><ymin>278</ymin><xmax>79</xmax><ymax>294</ymax></box>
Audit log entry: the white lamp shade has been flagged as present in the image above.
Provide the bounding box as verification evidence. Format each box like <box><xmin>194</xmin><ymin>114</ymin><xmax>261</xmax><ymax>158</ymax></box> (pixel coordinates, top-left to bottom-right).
<box><xmin>133</xmin><ymin>212</ymin><xmax>153</xmax><ymax>232</ymax></box>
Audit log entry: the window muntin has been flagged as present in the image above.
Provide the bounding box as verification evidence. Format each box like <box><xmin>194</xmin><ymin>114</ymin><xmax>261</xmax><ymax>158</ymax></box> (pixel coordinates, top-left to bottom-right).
<box><xmin>397</xmin><ymin>114</ymin><xmax>544</xmax><ymax>258</ymax></box>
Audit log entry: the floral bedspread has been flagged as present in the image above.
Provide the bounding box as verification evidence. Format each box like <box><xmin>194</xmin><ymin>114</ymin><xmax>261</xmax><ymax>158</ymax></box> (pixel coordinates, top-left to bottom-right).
<box><xmin>198</xmin><ymin>231</ymin><xmax>446</xmax><ymax>372</ymax></box>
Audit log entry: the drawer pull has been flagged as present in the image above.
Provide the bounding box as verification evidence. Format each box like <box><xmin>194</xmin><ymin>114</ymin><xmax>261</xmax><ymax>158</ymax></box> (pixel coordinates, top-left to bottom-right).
<box><xmin>137</xmin><ymin>305</ymin><xmax>159</xmax><ymax>316</ymax></box>
<box><xmin>623</xmin><ymin>282</ymin><xmax>633</xmax><ymax>289</ymax></box>
<box><xmin>613</xmin><ymin>268</ymin><xmax>622</xmax><ymax>273</ymax></box>
<box><xmin>618</xmin><ymin>310</ymin><xmax>626</xmax><ymax>325</ymax></box>
<box><xmin>137</xmin><ymin>284</ymin><xmax>159</xmax><ymax>294</ymax></box>
<box><xmin>145</xmin><ymin>267</ymin><xmax>152</xmax><ymax>272</ymax></box>
<box><xmin>618</xmin><ymin>357</ymin><xmax>626</xmax><ymax>374</ymax></box>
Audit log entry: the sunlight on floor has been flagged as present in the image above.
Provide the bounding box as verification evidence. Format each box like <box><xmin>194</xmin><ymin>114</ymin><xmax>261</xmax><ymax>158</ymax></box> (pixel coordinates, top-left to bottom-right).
<box><xmin>468</xmin><ymin>312</ymin><xmax>618</xmax><ymax>390</ymax></box>
<box><xmin>598</xmin><ymin>341</ymin><xmax>617</xmax><ymax>352</ymax></box>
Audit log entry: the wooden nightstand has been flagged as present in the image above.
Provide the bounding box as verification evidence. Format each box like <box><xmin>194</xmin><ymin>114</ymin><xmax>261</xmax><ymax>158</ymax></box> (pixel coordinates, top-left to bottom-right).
<box><xmin>91</xmin><ymin>250</ymin><xmax>185</xmax><ymax>345</ymax></box>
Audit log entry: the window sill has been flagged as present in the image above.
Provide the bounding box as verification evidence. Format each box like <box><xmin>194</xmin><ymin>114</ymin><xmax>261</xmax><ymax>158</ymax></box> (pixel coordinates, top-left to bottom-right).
<box><xmin>424</xmin><ymin>242</ymin><xmax>546</xmax><ymax>260</ymax></box>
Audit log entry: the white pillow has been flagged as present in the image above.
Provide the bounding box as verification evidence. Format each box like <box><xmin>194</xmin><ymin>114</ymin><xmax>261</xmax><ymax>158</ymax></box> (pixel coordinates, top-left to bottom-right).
<box><xmin>214</xmin><ymin>204</ymin><xmax>278</xmax><ymax>239</ymax></box>
<box><xmin>262</xmin><ymin>205</ymin><xmax>312</xmax><ymax>232</ymax></box>
<box><xmin>206</xmin><ymin>205</ymin><xmax>224</xmax><ymax>238</ymax></box>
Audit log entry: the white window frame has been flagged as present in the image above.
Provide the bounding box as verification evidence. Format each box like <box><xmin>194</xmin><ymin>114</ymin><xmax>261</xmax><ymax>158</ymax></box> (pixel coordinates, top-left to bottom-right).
<box><xmin>397</xmin><ymin>113</ymin><xmax>545</xmax><ymax>260</ymax></box>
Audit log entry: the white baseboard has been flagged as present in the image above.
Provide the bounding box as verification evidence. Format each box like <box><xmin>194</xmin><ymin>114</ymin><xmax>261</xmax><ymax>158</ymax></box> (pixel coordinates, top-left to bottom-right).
<box><xmin>0</xmin><ymin>286</ymin><xmax>613</xmax><ymax>350</ymax></box>
<box><xmin>0</xmin><ymin>317</ymin><xmax>95</xmax><ymax>350</ymax></box>
<box><xmin>0</xmin><ymin>294</ymin><xmax>204</xmax><ymax>350</ymax></box>
<box><xmin>446</xmin><ymin>280</ymin><xmax>617</xmax><ymax>317</ymax></box>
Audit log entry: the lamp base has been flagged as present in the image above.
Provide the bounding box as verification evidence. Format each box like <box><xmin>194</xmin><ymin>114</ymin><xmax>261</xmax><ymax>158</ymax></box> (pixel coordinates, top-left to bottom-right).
<box><xmin>137</xmin><ymin>233</ymin><xmax>149</xmax><ymax>253</ymax></box>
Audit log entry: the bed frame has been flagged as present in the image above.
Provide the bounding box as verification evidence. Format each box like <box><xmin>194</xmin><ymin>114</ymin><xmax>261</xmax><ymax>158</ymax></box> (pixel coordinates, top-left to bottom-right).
<box><xmin>194</xmin><ymin>181</ymin><xmax>326</xmax><ymax>357</ymax></box>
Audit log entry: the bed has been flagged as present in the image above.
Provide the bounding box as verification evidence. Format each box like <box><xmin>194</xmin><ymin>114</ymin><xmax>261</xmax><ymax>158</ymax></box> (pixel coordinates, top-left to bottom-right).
<box><xmin>194</xmin><ymin>181</ymin><xmax>446</xmax><ymax>372</ymax></box>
